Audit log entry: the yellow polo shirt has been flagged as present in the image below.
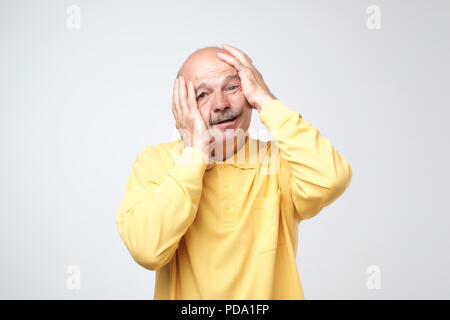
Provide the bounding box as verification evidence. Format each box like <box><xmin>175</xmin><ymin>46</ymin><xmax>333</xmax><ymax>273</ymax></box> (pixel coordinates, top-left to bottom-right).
<box><xmin>115</xmin><ymin>99</ymin><xmax>353</xmax><ymax>299</ymax></box>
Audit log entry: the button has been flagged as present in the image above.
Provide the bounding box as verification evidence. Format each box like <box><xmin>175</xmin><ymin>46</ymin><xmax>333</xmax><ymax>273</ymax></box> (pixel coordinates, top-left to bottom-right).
<box><xmin>224</xmin><ymin>184</ymin><xmax>230</xmax><ymax>189</ymax></box>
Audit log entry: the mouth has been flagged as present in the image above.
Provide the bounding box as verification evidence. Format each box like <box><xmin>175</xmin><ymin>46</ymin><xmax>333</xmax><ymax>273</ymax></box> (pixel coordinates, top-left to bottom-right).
<box><xmin>213</xmin><ymin>114</ymin><xmax>239</xmax><ymax>127</ymax></box>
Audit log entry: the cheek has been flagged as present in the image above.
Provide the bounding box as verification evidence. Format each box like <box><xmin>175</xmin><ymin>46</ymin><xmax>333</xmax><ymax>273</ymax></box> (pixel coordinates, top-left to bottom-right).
<box><xmin>238</xmin><ymin>108</ymin><xmax>252</xmax><ymax>128</ymax></box>
<box><xmin>229</xmin><ymin>90</ymin><xmax>248</xmax><ymax>106</ymax></box>
<box><xmin>230</xmin><ymin>92</ymin><xmax>251</xmax><ymax>126</ymax></box>
<box><xmin>199</xmin><ymin>108</ymin><xmax>210</xmax><ymax>125</ymax></box>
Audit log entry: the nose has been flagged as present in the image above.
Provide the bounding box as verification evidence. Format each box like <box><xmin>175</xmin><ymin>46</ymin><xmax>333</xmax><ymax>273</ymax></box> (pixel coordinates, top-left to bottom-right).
<box><xmin>211</xmin><ymin>90</ymin><xmax>230</xmax><ymax>113</ymax></box>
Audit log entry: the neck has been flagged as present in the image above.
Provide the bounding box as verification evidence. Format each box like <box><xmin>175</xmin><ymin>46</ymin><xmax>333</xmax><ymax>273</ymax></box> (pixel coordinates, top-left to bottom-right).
<box><xmin>211</xmin><ymin>135</ymin><xmax>247</xmax><ymax>162</ymax></box>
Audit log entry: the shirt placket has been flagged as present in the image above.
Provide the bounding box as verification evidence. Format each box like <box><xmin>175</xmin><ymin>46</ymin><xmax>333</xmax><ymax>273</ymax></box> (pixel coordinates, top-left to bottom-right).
<box><xmin>216</xmin><ymin>163</ymin><xmax>235</xmax><ymax>224</ymax></box>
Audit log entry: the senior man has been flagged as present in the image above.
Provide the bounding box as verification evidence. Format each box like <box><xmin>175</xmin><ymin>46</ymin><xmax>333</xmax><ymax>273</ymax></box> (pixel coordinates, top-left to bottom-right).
<box><xmin>115</xmin><ymin>44</ymin><xmax>353</xmax><ymax>300</ymax></box>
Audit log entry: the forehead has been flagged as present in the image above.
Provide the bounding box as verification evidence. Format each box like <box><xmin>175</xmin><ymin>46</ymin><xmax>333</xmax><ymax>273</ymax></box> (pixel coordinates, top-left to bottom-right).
<box><xmin>184</xmin><ymin>57</ymin><xmax>238</xmax><ymax>87</ymax></box>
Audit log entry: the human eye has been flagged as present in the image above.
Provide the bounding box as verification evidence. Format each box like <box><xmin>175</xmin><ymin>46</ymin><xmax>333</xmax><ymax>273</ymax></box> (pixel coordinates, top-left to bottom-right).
<box><xmin>228</xmin><ymin>84</ymin><xmax>240</xmax><ymax>91</ymax></box>
<box><xmin>197</xmin><ymin>92</ymin><xmax>207</xmax><ymax>100</ymax></box>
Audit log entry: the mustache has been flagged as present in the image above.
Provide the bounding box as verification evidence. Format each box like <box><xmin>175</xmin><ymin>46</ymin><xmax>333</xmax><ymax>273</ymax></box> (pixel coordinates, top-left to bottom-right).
<box><xmin>210</xmin><ymin>109</ymin><xmax>243</xmax><ymax>126</ymax></box>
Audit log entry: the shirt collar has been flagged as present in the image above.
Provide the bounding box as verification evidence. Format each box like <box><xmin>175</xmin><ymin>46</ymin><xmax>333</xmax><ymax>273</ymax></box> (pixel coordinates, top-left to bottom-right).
<box><xmin>206</xmin><ymin>135</ymin><xmax>258</xmax><ymax>170</ymax></box>
<box><xmin>173</xmin><ymin>135</ymin><xmax>261</xmax><ymax>170</ymax></box>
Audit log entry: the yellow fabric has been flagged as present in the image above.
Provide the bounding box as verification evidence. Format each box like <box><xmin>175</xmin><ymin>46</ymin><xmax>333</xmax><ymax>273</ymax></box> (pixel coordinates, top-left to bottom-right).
<box><xmin>115</xmin><ymin>99</ymin><xmax>353</xmax><ymax>299</ymax></box>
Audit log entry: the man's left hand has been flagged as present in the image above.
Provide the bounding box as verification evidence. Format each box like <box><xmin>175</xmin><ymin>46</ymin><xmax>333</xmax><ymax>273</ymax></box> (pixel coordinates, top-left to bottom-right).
<box><xmin>216</xmin><ymin>44</ymin><xmax>276</xmax><ymax>112</ymax></box>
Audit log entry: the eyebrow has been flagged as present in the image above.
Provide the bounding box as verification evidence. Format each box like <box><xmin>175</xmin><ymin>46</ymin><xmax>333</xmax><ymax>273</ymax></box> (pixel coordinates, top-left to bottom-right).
<box><xmin>195</xmin><ymin>74</ymin><xmax>240</xmax><ymax>92</ymax></box>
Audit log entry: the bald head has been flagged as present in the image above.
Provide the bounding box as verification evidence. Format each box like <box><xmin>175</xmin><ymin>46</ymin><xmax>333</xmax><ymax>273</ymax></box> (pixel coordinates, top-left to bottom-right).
<box><xmin>176</xmin><ymin>46</ymin><xmax>230</xmax><ymax>80</ymax></box>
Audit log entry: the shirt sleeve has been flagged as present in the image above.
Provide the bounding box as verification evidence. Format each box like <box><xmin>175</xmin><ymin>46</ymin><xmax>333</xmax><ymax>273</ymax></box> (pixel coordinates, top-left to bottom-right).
<box><xmin>115</xmin><ymin>146</ymin><xmax>209</xmax><ymax>270</ymax></box>
<box><xmin>259</xmin><ymin>99</ymin><xmax>353</xmax><ymax>221</ymax></box>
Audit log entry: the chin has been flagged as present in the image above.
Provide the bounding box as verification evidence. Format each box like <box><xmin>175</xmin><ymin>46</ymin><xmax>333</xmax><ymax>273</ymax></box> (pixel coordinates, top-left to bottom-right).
<box><xmin>224</xmin><ymin>128</ymin><xmax>247</xmax><ymax>146</ymax></box>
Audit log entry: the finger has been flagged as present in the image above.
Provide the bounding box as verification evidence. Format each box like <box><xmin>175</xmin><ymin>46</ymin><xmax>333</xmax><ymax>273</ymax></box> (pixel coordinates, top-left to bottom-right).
<box><xmin>173</xmin><ymin>78</ymin><xmax>181</xmax><ymax>117</ymax></box>
<box><xmin>222</xmin><ymin>43</ymin><xmax>253</xmax><ymax>66</ymax></box>
<box><xmin>216</xmin><ymin>52</ymin><xmax>246</xmax><ymax>72</ymax></box>
<box><xmin>172</xmin><ymin>98</ymin><xmax>179</xmax><ymax>121</ymax></box>
<box><xmin>172</xmin><ymin>103</ymin><xmax>178</xmax><ymax>125</ymax></box>
<box><xmin>178</xmin><ymin>76</ymin><xmax>189</xmax><ymax>113</ymax></box>
<box><xmin>187</xmin><ymin>80</ymin><xmax>197</xmax><ymax>111</ymax></box>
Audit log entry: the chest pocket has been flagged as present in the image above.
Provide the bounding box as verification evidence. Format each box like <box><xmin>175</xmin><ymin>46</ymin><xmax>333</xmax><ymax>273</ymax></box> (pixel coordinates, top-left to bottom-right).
<box><xmin>253</xmin><ymin>194</ymin><xmax>284</xmax><ymax>254</ymax></box>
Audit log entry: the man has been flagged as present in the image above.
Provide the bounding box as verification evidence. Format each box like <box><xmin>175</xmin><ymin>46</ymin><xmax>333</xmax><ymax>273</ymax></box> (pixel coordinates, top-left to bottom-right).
<box><xmin>115</xmin><ymin>44</ymin><xmax>353</xmax><ymax>299</ymax></box>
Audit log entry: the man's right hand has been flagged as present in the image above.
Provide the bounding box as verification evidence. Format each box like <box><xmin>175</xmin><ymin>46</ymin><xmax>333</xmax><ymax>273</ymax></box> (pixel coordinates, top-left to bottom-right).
<box><xmin>172</xmin><ymin>76</ymin><xmax>212</xmax><ymax>153</ymax></box>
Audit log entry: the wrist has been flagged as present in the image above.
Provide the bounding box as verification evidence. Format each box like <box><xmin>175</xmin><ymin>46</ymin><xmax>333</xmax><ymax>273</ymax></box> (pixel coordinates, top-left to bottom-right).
<box><xmin>252</xmin><ymin>93</ymin><xmax>275</xmax><ymax>112</ymax></box>
<box><xmin>183</xmin><ymin>137</ymin><xmax>210</xmax><ymax>156</ymax></box>
<box><xmin>179</xmin><ymin>145</ymin><xmax>210</xmax><ymax>167</ymax></box>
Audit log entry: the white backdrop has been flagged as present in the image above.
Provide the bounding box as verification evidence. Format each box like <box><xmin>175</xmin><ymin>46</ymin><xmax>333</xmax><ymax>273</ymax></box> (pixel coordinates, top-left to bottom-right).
<box><xmin>1</xmin><ymin>0</ymin><xmax>449</xmax><ymax>299</ymax></box>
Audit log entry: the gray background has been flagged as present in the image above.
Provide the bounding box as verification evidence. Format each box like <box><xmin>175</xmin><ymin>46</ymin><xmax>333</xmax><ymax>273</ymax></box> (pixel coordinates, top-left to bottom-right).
<box><xmin>1</xmin><ymin>0</ymin><xmax>449</xmax><ymax>299</ymax></box>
